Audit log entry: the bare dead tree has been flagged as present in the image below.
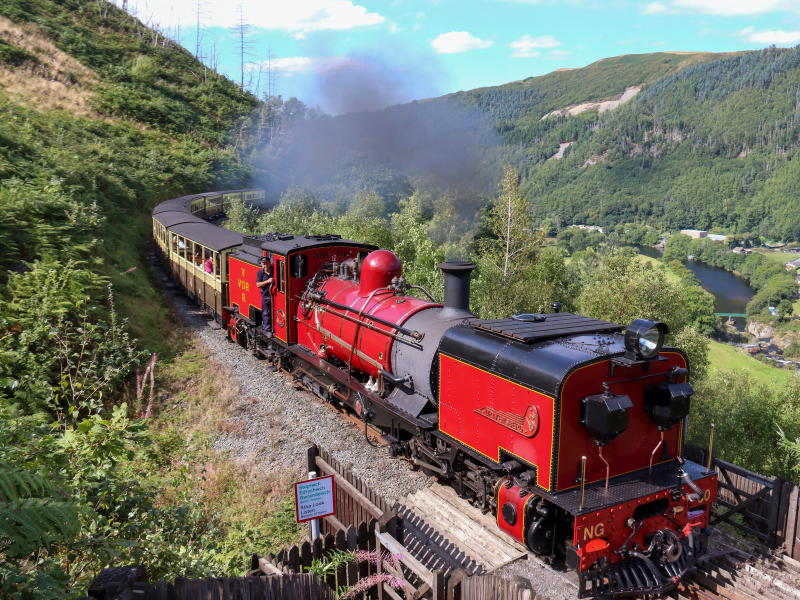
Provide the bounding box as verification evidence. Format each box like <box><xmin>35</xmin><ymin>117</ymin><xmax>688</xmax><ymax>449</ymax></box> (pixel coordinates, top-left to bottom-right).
<box><xmin>209</xmin><ymin>32</ymin><xmax>220</xmax><ymax>74</ymax></box>
<box><xmin>94</xmin><ymin>0</ymin><xmax>111</xmax><ymax>19</ymax></box>
<box><xmin>230</xmin><ymin>4</ymin><xmax>256</xmax><ymax>92</ymax></box>
<box><xmin>268</xmin><ymin>45</ymin><xmax>277</xmax><ymax>100</ymax></box>
<box><xmin>193</xmin><ymin>0</ymin><xmax>209</xmax><ymax>59</ymax></box>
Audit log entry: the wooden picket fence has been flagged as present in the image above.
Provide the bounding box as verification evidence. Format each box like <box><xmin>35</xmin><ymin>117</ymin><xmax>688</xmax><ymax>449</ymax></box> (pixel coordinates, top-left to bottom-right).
<box><xmin>306</xmin><ymin>445</ymin><xmax>392</xmax><ymax>538</ymax></box>
<box><xmin>85</xmin><ymin>573</ymin><xmax>334</xmax><ymax>600</ymax></box>
<box><xmin>683</xmin><ymin>442</ymin><xmax>800</xmax><ymax>559</ymax></box>
<box><xmin>461</xmin><ymin>575</ymin><xmax>549</xmax><ymax>600</ymax></box>
<box><xmin>244</xmin><ymin>445</ymin><xmax>542</xmax><ymax>600</ymax></box>
<box><xmin>248</xmin><ymin>524</ymin><xmax>540</xmax><ymax>600</ymax></box>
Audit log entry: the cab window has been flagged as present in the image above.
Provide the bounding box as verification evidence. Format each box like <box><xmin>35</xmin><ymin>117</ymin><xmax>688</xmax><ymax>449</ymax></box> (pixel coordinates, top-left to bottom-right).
<box><xmin>276</xmin><ymin>260</ymin><xmax>285</xmax><ymax>293</ymax></box>
<box><xmin>290</xmin><ymin>253</ymin><xmax>308</xmax><ymax>278</ymax></box>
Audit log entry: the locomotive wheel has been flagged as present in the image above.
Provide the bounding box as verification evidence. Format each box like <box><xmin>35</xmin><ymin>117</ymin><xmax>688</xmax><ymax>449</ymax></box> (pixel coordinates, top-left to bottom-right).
<box><xmin>236</xmin><ymin>325</ymin><xmax>248</xmax><ymax>348</ymax></box>
<box><xmin>526</xmin><ymin>517</ymin><xmax>555</xmax><ymax>555</ymax></box>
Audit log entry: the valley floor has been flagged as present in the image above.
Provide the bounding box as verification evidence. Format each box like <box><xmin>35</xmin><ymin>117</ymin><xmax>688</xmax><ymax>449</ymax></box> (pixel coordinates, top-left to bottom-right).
<box><xmin>708</xmin><ymin>340</ymin><xmax>795</xmax><ymax>386</ymax></box>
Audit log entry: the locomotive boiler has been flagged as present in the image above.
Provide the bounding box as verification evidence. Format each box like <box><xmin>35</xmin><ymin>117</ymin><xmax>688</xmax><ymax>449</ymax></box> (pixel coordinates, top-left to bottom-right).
<box><xmin>153</xmin><ymin>194</ymin><xmax>718</xmax><ymax>598</ymax></box>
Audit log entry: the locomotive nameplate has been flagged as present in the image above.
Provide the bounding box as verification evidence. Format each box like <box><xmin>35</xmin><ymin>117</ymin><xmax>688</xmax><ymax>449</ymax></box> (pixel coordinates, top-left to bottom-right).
<box><xmin>475</xmin><ymin>405</ymin><xmax>539</xmax><ymax>438</ymax></box>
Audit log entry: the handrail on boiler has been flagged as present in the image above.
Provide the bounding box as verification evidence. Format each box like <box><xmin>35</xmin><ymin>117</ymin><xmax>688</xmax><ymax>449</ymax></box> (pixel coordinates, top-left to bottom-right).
<box><xmin>307</xmin><ymin>291</ymin><xmax>425</xmax><ymax>341</ymax></box>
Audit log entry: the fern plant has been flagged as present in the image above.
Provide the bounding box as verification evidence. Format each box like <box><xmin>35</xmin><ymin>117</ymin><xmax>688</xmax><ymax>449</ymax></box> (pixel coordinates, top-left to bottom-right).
<box><xmin>0</xmin><ymin>464</ymin><xmax>81</xmax><ymax>559</ymax></box>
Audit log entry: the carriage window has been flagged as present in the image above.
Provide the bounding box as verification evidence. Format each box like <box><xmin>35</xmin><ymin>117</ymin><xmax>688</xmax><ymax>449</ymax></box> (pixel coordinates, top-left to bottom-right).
<box><xmin>290</xmin><ymin>254</ymin><xmax>308</xmax><ymax>278</ymax></box>
<box><xmin>193</xmin><ymin>243</ymin><xmax>204</xmax><ymax>269</ymax></box>
<box><xmin>203</xmin><ymin>248</ymin><xmax>213</xmax><ymax>275</ymax></box>
<box><xmin>215</xmin><ymin>252</ymin><xmax>221</xmax><ymax>281</ymax></box>
<box><xmin>178</xmin><ymin>237</ymin><xmax>187</xmax><ymax>258</ymax></box>
<box><xmin>276</xmin><ymin>260</ymin><xmax>285</xmax><ymax>293</ymax></box>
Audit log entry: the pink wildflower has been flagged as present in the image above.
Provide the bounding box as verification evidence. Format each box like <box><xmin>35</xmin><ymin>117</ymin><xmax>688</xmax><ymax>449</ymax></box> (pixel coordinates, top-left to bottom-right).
<box><xmin>341</xmin><ymin>574</ymin><xmax>405</xmax><ymax>598</ymax></box>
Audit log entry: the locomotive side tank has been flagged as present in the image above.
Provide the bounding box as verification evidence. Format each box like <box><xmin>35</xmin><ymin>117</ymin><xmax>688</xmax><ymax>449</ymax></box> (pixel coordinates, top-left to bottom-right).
<box><xmin>297</xmin><ymin>253</ymin><xmax>479</xmax><ymax>418</ymax></box>
<box><xmin>297</xmin><ymin>249</ymin><xmax>441</xmax><ymax>381</ymax></box>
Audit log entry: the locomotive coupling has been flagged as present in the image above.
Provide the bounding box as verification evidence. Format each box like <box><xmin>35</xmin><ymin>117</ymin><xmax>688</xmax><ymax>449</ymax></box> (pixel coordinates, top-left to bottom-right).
<box><xmin>674</xmin><ymin>464</ymin><xmax>703</xmax><ymax>502</ymax></box>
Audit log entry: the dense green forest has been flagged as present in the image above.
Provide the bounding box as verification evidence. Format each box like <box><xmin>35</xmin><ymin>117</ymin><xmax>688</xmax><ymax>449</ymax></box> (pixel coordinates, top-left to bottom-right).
<box><xmin>270</xmin><ymin>48</ymin><xmax>800</xmax><ymax>242</ymax></box>
<box><xmin>445</xmin><ymin>48</ymin><xmax>800</xmax><ymax>241</ymax></box>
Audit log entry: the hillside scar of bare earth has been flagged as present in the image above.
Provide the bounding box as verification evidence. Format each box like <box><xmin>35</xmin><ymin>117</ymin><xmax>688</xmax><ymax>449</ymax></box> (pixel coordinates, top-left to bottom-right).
<box><xmin>0</xmin><ymin>15</ymin><xmax>100</xmax><ymax>117</ymax></box>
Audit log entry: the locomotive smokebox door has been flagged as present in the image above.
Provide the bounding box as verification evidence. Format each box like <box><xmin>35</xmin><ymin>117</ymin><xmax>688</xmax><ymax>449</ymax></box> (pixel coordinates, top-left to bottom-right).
<box><xmin>643</xmin><ymin>382</ymin><xmax>694</xmax><ymax>431</ymax></box>
<box><xmin>580</xmin><ymin>393</ymin><xmax>633</xmax><ymax>446</ymax></box>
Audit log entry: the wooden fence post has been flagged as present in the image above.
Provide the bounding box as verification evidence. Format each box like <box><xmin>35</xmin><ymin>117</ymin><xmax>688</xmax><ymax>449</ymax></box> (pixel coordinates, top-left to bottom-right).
<box><xmin>787</xmin><ymin>482</ymin><xmax>800</xmax><ymax>560</ymax></box>
<box><xmin>447</xmin><ymin>569</ymin><xmax>467</xmax><ymax>600</ymax></box>
<box><xmin>432</xmin><ymin>570</ymin><xmax>446</xmax><ymax>600</ymax></box>
<box><xmin>768</xmin><ymin>476</ymin><xmax>785</xmax><ymax>549</ymax></box>
<box><xmin>376</xmin><ymin>529</ymin><xmax>385</xmax><ymax>600</ymax></box>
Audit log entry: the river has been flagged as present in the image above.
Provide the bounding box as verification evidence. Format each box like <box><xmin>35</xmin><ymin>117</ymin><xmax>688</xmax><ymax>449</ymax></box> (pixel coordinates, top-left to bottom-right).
<box><xmin>632</xmin><ymin>244</ymin><xmax>755</xmax><ymax>330</ymax></box>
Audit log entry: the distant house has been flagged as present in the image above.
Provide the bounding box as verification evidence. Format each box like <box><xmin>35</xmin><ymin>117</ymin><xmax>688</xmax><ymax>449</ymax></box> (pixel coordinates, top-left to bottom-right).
<box><xmin>681</xmin><ymin>229</ymin><xmax>707</xmax><ymax>239</ymax></box>
<box><xmin>707</xmin><ymin>234</ymin><xmax>727</xmax><ymax>242</ymax></box>
<box><xmin>786</xmin><ymin>257</ymin><xmax>800</xmax><ymax>271</ymax></box>
<box><xmin>732</xmin><ymin>247</ymin><xmax>751</xmax><ymax>255</ymax></box>
<box><xmin>570</xmin><ymin>225</ymin><xmax>604</xmax><ymax>233</ymax></box>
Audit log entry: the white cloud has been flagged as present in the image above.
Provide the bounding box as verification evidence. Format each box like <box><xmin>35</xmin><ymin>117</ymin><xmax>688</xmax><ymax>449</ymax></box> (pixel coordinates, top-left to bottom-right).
<box><xmin>413</xmin><ymin>23</ymin><xmax>423</xmax><ymax>31</ymax></box>
<box><xmin>508</xmin><ymin>34</ymin><xmax>560</xmax><ymax>57</ymax></box>
<box><xmin>293</xmin><ymin>32</ymin><xmax>307</xmax><ymax>40</ymax></box>
<box><xmin>641</xmin><ymin>1</ymin><xmax>670</xmax><ymax>13</ymax></box>
<box><xmin>268</xmin><ymin>56</ymin><xmax>366</xmax><ymax>76</ymax></box>
<box><xmin>642</xmin><ymin>0</ymin><xmax>799</xmax><ymax>15</ymax></box>
<box><xmin>696</xmin><ymin>28</ymin><xmax>709</xmax><ymax>36</ymax></box>
<box><xmin>389</xmin><ymin>21</ymin><xmax>401</xmax><ymax>33</ymax></box>
<box><xmin>430</xmin><ymin>31</ymin><xmax>494</xmax><ymax>53</ymax></box>
<box><xmin>548</xmin><ymin>49</ymin><xmax>570</xmax><ymax>58</ymax></box>
<box><xmin>129</xmin><ymin>0</ymin><xmax>385</xmax><ymax>32</ymax></box>
<box><xmin>416</xmin><ymin>12</ymin><xmax>425</xmax><ymax>18</ymax></box>
<box><xmin>739</xmin><ymin>27</ymin><xmax>800</xmax><ymax>44</ymax></box>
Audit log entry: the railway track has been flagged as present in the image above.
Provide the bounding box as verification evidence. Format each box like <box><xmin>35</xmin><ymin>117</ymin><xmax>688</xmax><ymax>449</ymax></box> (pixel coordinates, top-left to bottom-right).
<box><xmin>659</xmin><ymin>541</ymin><xmax>800</xmax><ymax>600</ymax></box>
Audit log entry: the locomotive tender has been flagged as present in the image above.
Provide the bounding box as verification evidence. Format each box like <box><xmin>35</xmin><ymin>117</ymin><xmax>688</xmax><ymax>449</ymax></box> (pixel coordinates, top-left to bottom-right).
<box><xmin>153</xmin><ymin>190</ymin><xmax>718</xmax><ymax>598</ymax></box>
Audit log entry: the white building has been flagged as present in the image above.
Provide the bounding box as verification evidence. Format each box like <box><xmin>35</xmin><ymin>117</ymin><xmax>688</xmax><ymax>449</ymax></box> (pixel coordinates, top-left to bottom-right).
<box><xmin>680</xmin><ymin>229</ymin><xmax>707</xmax><ymax>239</ymax></box>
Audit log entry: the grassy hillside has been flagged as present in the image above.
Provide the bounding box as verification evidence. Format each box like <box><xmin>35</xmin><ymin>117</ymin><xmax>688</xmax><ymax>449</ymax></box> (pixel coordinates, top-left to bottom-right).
<box><xmin>0</xmin><ymin>0</ymin><xmax>261</xmax><ymax>348</ymax></box>
<box><xmin>0</xmin><ymin>4</ymin><xmax>307</xmax><ymax>592</ymax></box>
<box><xmin>446</xmin><ymin>52</ymin><xmax>726</xmax><ymax>135</ymax></box>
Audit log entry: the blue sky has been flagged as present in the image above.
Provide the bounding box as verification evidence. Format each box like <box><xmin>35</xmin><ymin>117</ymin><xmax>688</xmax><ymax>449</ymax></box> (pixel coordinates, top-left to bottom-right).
<box><xmin>126</xmin><ymin>0</ymin><xmax>800</xmax><ymax>113</ymax></box>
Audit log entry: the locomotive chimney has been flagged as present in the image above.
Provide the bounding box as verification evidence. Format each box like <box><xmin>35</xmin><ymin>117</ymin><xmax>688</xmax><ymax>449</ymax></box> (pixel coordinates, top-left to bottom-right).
<box><xmin>439</xmin><ymin>260</ymin><xmax>477</xmax><ymax>319</ymax></box>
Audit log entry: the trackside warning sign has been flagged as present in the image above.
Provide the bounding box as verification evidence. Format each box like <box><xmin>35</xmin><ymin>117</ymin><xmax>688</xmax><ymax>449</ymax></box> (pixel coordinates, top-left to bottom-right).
<box><xmin>294</xmin><ymin>475</ymin><xmax>336</xmax><ymax>523</ymax></box>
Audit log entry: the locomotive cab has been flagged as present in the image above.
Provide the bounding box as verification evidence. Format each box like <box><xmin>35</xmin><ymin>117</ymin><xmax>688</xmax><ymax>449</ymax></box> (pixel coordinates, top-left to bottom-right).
<box><xmin>227</xmin><ymin>234</ymin><xmax>376</xmax><ymax>347</ymax></box>
<box><xmin>437</xmin><ymin>314</ymin><xmax>716</xmax><ymax>597</ymax></box>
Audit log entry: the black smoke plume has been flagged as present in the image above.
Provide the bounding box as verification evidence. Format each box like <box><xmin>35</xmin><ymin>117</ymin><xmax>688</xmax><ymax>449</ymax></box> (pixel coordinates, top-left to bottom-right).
<box><xmin>260</xmin><ymin>39</ymin><xmax>503</xmax><ymax>213</ymax></box>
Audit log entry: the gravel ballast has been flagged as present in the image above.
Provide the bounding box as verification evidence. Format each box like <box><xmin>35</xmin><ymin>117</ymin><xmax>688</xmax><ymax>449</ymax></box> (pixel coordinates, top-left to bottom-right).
<box><xmin>168</xmin><ymin>290</ymin><xmax>431</xmax><ymax>503</ymax></box>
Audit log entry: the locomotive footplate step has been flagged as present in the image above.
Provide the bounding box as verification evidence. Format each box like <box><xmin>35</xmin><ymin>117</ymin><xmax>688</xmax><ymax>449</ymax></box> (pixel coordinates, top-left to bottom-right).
<box><xmin>548</xmin><ymin>459</ymin><xmax>712</xmax><ymax>515</ymax></box>
<box><xmin>206</xmin><ymin>320</ymin><xmax>222</xmax><ymax>330</ymax></box>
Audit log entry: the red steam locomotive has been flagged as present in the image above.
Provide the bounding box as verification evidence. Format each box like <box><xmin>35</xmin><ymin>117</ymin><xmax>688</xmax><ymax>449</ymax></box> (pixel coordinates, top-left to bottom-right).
<box><xmin>153</xmin><ymin>192</ymin><xmax>718</xmax><ymax>598</ymax></box>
